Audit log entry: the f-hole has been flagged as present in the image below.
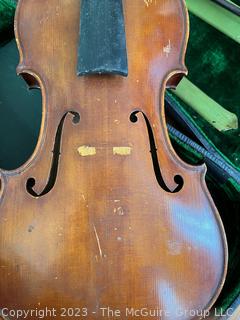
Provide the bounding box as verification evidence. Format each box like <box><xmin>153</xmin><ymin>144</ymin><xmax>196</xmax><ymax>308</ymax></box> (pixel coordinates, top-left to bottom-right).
<box><xmin>26</xmin><ymin>111</ymin><xmax>80</xmax><ymax>197</ymax></box>
<box><xmin>130</xmin><ymin>111</ymin><xmax>184</xmax><ymax>193</ymax></box>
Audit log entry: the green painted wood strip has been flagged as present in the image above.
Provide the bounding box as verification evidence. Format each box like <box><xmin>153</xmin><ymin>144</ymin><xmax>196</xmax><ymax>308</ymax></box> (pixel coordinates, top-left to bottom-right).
<box><xmin>211</xmin><ymin>0</ymin><xmax>240</xmax><ymax>16</ymax></box>
<box><xmin>186</xmin><ymin>0</ymin><xmax>240</xmax><ymax>43</ymax></box>
<box><xmin>172</xmin><ymin>77</ymin><xmax>238</xmax><ymax>132</ymax></box>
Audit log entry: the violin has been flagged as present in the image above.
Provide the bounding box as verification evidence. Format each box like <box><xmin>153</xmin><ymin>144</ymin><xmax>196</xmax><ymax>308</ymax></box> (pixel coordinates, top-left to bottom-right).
<box><xmin>0</xmin><ymin>0</ymin><xmax>227</xmax><ymax>319</ymax></box>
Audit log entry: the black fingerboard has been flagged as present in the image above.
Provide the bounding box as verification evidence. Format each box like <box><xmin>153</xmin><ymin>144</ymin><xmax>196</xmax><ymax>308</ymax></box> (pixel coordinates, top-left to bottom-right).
<box><xmin>77</xmin><ymin>0</ymin><xmax>128</xmax><ymax>76</ymax></box>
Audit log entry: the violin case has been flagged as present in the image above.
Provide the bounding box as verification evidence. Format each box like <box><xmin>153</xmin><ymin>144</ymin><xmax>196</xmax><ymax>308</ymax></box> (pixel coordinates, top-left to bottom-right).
<box><xmin>0</xmin><ymin>0</ymin><xmax>240</xmax><ymax>317</ymax></box>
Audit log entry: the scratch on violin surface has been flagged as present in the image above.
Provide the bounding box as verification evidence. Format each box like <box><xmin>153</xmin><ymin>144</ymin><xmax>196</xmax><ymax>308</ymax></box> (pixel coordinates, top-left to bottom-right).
<box><xmin>167</xmin><ymin>240</ymin><xmax>182</xmax><ymax>255</ymax></box>
<box><xmin>163</xmin><ymin>40</ymin><xmax>171</xmax><ymax>57</ymax></box>
<box><xmin>93</xmin><ymin>225</ymin><xmax>103</xmax><ymax>259</ymax></box>
<box><xmin>114</xmin><ymin>206</ymin><xmax>124</xmax><ymax>216</ymax></box>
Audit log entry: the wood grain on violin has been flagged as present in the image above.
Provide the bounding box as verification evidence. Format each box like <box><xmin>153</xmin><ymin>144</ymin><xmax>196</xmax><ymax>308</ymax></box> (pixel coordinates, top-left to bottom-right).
<box><xmin>0</xmin><ymin>1</ymin><xmax>227</xmax><ymax>319</ymax></box>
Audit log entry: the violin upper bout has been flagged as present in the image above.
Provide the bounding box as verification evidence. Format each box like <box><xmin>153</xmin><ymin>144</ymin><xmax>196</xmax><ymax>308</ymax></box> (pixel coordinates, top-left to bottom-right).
<box><xmin>14</xmin><ymin>0</ymin><xmax>40</xmax><ymax>89</ymax></box>
<box><xmin>118</xmin><ymin>0</ymin><xmax>189</xmax><ymax>103</ymax></box>
<box><xmin>165</xmin><ymin>0</ymin><xmax>189</xmax><ymax>88</ymax></box>
<box><xmin>14</xmin><ymin>0</ymin><xmax>26</xmax><ymax>72</ymax></box>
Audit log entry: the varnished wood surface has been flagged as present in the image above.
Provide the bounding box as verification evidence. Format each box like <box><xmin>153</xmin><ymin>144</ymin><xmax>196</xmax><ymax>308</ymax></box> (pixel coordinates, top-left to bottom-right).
<box><xmin>0</xmin><ymin>1</ymin><xmax>227</xmax><ymax>319</ymax></box>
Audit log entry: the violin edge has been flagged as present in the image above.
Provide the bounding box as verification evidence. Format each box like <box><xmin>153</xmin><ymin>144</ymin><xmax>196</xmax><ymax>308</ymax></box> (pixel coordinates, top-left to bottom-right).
<box><xmin>154</xmin><ymin>1</ymin><xmax>228</xmax><ymax>311</ymax></box>
<box><xmin>0</xmin><ymin>2</ymin><xmax>229</xmax><ymax>315</ymax></box>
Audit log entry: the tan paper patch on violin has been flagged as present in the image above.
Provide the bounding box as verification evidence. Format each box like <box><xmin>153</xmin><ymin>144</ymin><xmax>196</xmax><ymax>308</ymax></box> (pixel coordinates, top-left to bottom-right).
<box><xmin>78</xmin><ymin>146</ymin><xmax>96</xmax><ymax>156</ymax></box>
<box><xmin>113</xmin><ymin>147</ymin><xmax>132</xmax><ymax>156</ymax></box>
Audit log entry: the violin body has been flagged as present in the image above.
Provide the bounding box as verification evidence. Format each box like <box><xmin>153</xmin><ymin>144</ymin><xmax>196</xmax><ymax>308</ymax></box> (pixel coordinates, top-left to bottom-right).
<box><xmin>0</xmin><ymin>1</ymin><xmax>227</xmax><ymax>319</ymax></box>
